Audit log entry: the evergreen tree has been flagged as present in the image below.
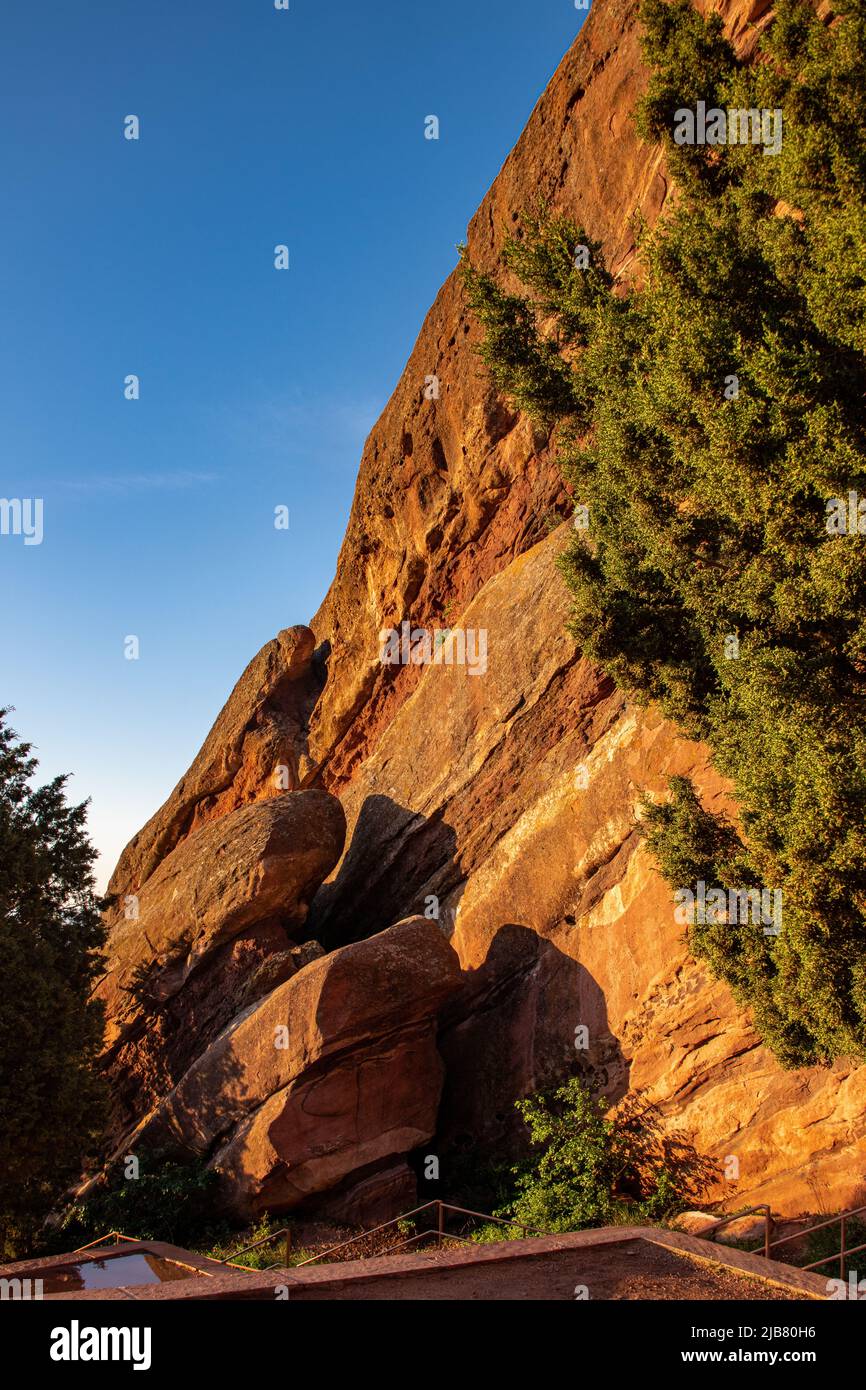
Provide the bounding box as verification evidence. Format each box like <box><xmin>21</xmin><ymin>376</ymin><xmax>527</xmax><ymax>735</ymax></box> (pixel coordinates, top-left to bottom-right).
<box><xmin>0</xmin><ymin>710</ymin><xmax>107</xmax><ymax>1256</ymax></box>
<box><xmin>462</xmin><ymin>0</ymin><xmax>866</xmax><ymax>1065</ymax></box>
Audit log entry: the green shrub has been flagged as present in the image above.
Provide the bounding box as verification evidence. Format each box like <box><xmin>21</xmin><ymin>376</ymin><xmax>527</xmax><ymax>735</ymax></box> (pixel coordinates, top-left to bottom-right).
<box><xmin>50</xmin><ymin>1153</ymin><xmax>222</xmax><ymax>1252</ymax></box>
<box><xmin>801</xmin><ymin>1215</ymin><xmax>866</xmax><ymax>1281</ymax></box>
<box><xmin>469</xmin><ymin>1221</ymin><xmax>524</xmax><ymax>1244</ymax></box>
<box><xmin>496</xmin><ymin>1077</ymin><xmax>715</xmax><ymax>1233</ymax></box>
<box><xmin>202</xmin><ymin>1216</ymin><xmax>295</xmax><ymax>1269</ymax></box>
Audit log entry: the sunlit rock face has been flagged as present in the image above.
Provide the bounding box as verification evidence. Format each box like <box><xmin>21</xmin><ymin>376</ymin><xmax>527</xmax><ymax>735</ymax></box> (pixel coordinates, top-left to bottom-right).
<box><xmin>103</xmin><ymin>0</ymin><xmax>866</xmax><ymax>1221</ymax></box>
<box><xmin>125</xmin><ymin>917</ymin><xmax>462</xmax><ymax>1221</ymax></box>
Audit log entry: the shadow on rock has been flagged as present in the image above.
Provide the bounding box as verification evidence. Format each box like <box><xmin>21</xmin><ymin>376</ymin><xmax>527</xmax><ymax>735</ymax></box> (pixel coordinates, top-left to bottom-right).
<box><xmin>307</xmin><ymin>793</ymin><xmax>462</xmax><ymax>951</ymax></box>
<box><xmin>435</xmin><ymin>922</ymin><xmax>631</xmax><ymax>1178</ymax></box>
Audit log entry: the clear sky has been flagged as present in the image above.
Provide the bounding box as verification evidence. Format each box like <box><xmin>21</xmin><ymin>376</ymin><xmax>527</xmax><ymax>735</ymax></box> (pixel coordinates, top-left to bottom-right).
<box><xmin>1</xmin><ymin>0</ymin><xmax>586</xmax><ymax>889</ymax></box>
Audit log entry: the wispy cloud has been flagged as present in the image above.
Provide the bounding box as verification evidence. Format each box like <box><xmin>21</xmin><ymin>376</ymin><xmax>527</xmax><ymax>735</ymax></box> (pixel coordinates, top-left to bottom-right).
<box><xmin>219</xmin><ymin>388</ymin><xmax>380</xmax><ymax>462</ymax></box>
<box><xmin>56</xmin><ymin>471</ymin><xmax>218</xmax><ymax>495</ymax></box>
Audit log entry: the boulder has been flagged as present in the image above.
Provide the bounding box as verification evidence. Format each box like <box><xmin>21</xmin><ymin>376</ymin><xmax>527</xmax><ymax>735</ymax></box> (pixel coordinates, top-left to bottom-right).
<box><xmin>312</xmin><ymin>1161</ymin><xmax>419</xmax><ymax>1229</ymax></box>
<box><xmin>107</xmin><ymin>624</ymin><xmax>319</xmax><ymax>899</ymax></box>
<box><xmin>234</xmin><ymin>940</ymin><xmax>326</xmax><ymax>1015</ymax></box>
<box><xmin>125</xmin><ymin>917</ymin><xmax>462</xmax><ymax>1217</ymax></box>
<box><xmin>673</xmin><ymin>1212</ymin><xmax>722</xmax><ymax>1239</ymax></box>
<box><xmin>716</xmin><ymin>1214</ymin><xmax>773</xmax><ymax>1248</ymax></box>
<box><xmin>97</xmin><ymin>791</ymin><xmax>345</xmax><ymax>1072</ymax></box>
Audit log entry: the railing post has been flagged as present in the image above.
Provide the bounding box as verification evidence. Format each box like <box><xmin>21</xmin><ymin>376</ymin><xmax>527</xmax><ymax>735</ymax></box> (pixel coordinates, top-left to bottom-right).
<box><xmin>764</xmin><ymin>1207</ymin><xmax>770</xmax><ymax>1260</ymax></box>
<box><xmin>437</xmin><ymin>1200</ymin><xmax>444</xmax><ymax>1250</ymax></box>
<box><xmin>840</xmin><ymin>1213</ymin><xmax>846</xmax><ymax>1281</ymax></box>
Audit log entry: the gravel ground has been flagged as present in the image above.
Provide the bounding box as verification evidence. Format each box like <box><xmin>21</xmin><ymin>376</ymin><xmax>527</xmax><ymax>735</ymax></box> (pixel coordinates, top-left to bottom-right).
<box><xmin>291</xmin><ymin>1238</ymin><xmax>813</xmax><ymax>1301</ymax></box>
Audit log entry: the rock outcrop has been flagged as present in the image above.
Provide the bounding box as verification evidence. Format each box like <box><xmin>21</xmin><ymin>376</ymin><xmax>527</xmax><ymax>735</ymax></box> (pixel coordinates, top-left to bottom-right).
<box><xmin>101</xmin><ymin>0</ymin><xmax>866</xmax><ymax>1223</ymax></box>
<box><xmin>107</xmin><ymin>624</ymin><xmax>321</xmax><ymax>901</ymax></box>
<box><xmin>126</xmin><ymin>918</ymin><xmax>461</xmax><ymax>1218</ymax></box>
<box><xmin>99</xmin><ymin>793</ymin><xmax>346</xmax><ymax>1044</ymax></box>
<box><xmin>97</xmin><ymin>790</ymin><xmax>347</xmax><ymax>1144</ymax></box>
<box><xmin>96</xmin><ymin>628</ymin><xmax>461</xmax><ymax>1222</ymax></box>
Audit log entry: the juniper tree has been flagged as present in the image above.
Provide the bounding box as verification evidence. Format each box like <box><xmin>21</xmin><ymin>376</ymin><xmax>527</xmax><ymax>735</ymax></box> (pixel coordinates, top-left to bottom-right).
<box><xmin>0</xmin><ymin>710</ymin><xmax>106</xmax><ymax>1256</ymax></box>
<box><xmin>461</xmin><ymin>0</ymin><xmax>866</xmax><ymax>1066</ymax></box>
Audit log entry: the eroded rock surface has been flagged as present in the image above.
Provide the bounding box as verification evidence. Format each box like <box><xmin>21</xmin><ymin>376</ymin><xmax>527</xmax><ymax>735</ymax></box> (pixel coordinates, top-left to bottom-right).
<box><xmin>98</xmin><ymin>791</ymin><xmax>347</xmax><ymax>1143</ymax></box>
<box><xmin>99</xmin><ymin>793</ymin><xmax>346</xmax><ymax>1042</ymax></box>
<box><xmin>127</xmin><ymin>918</ymin><xmax>462</xmax><ymax>1217</ymax></box>
<box><xmin>101</xmin><ymin>0</ymin><xmax>866</xmax><ymax>1222</ymax></box>
<box><xmin>107</xmin><ymin>624</ymin><xmax>320</xmax><ymax>901</ymax></box>
<box><xmin>295</xmin><ymin>0</ymin><xmax>865</xmax><ymax>1218</ymax></box>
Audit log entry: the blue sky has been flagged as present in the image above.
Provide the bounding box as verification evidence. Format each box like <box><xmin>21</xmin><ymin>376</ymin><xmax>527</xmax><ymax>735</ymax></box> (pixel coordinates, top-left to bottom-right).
<box><xmin>0</xmin><ymin>0</ymin><xmax>585</xmax><ymax>887</ymax></box>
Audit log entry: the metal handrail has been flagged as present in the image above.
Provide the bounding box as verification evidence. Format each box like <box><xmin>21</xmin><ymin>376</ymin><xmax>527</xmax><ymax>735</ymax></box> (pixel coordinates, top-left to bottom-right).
<box><xmin>256</xmin><ymin>1219</ymin><xmax>476</xmax><ymax>1270</ymax></box>
<box><xmin>69</xmin><ymin>1197</ymin><xmax>866</xmax><ymax>1285</ymax></box>
<box><xmin>696</xmin><ymin>1204</ymin><xmax>772</xmax><ymax>1258</ymax></box>
<box><xmin>292</xmin><ymin>1199</ymin><xmax>439</xmax><ymax>1267</ymax></box>
<box><xmin>801</xmin><ymin>1241</ymin><xmax>866</xmax><ymax>1276</ymax></box>
<box><xmin>768</xmin><ymin>1202</ymin><xmax>866</xmax><ymax>1249</ymax></box>
<box><xmin>768</xmin><ymin>1202</ymin><xmax>866</xmax><ymax>1280</ymax></box>
<box><xmin>73</xmin><ymin>1231</ymin><xmax>140</xmax><ymax>1252</ymax></box>
<box><xmin>217</xmin><ymin>1226</ymin><xmax>292</xmax><ymax>1267</ymax></box>
<box><xmin>294</xmin><ymin>1198</ymin><xmax>542</xmax><ymax>1267</ymax></box>
<box><xmin>693</xmin><ymin>1200</ymin><xmax>866</xmax><ymax>1282</ymax></box>
<box><xmin>257</xmin><ymin>1223</ymin><xmax>481</xmax><ymax>1272</ymax></box>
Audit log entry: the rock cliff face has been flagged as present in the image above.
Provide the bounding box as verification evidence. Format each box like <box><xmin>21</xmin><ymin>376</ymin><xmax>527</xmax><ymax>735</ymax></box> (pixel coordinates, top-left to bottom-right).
<box><xmin>101</xmin><ymin>0</ymin><xmax>866</xmax><ymax>1222</ymax></box>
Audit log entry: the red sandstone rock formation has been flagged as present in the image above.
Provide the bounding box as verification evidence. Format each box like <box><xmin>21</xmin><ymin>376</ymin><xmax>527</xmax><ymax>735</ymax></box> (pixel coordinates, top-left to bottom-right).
<box><xmin>101</xmin><ymin>0</ymin><xmax>866</xmax><ymax>1221</ymax></box>
<box><xmin>98</xmin><ymin>791</ymin><xmax>346</xmax><ymax>1144</ymax></box>
<box><xmin>129</xmin><ymin>917</ymin><xmax>462</xmax><ymax>1219</ymax></box>
<box><xmin>107</xmin><ymin>624</ymin><xmax>320</xmax><ymax>900</ymax></box>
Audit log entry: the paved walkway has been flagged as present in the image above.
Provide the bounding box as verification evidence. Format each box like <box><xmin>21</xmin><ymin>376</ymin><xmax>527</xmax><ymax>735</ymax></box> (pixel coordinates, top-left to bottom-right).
<box><xmin>288</xmin><ymin>1237</ymin><xmax>813</xmax><ymax>1301</ymax></box>
<box><xmin>10</xmin><ymin>1227</ymin><xmax>829</xmax><ymax>1301</ymax></box>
